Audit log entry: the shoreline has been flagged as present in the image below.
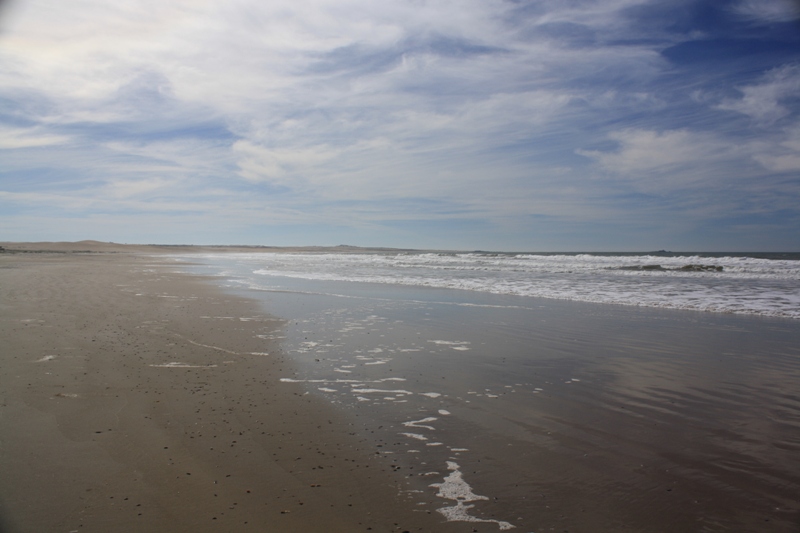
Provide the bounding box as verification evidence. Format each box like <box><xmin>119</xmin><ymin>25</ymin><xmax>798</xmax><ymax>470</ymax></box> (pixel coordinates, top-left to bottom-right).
<box><xmin>0</xmin><ymin>241</ymin><xmax>432</xmax><ymax>255</ymax></box>
<box><xmin>184</xmin><ymin>254</ymin><xmax>800</xmax><ymax>532</ymax></box>
<box><xmin>3</xmin><ymin>246</ymin><xmax>799</xmax><ymax>532</ymax></box>
<box><xmin>0</xmin><ymin>252</ymin><xmax>462</xmax><ymax>532</ymax></box>
<box><xmin>2</xmin><ymin>240</ymin><xmax>796</xmax><ymax>257</ymax></box>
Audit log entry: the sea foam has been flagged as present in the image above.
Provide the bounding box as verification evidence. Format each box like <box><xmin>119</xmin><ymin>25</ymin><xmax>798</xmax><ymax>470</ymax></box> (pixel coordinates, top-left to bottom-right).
<box><xmin>181</xmin><ymin>251</ymin><xmax>800</xmax><ymax>319</ymax></box>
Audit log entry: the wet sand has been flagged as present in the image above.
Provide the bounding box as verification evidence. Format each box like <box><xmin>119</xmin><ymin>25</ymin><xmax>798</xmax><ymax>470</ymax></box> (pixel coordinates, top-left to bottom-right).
<box><xmin>2</xmin><ymin>244</ymin><xmax>800</xmax><ymax>533</ymax></box>
<box><xmin>181</xmin><ymin>255</ymin><xmax>800</xmax><ymax>532</ymax></box>
<box><xmin>0</xmin><ymin>251</ymin><xmax>464</xmax><ymax>532</ymax></box>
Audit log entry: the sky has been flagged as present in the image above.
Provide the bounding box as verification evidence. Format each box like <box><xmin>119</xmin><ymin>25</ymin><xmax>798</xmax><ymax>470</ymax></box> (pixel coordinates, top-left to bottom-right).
<box><xmin>1</xmin><ymin>0</ymin><xmax>799</xmax><ymax>251</ymax></box>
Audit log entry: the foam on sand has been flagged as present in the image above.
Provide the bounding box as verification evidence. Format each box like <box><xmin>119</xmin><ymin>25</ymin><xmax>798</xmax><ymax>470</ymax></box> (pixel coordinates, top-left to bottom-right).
<box><xmin>351</xmin><ymin>388</ymin><xmax>413</xmax><ymax>396</ymax></box>
<box><xmin>279</xmin><ymin>377</ymin><xmax>406</xmax><ymax>383</ymax></box>
<box><xmin>430</xmin><ymin>461</ymin><xmax>515</xmax><ymax>530</ymax></box>
<box><xmin>150</xmin><ymin>362</ymin><xmax>218</xmax><ymax>368</ymax></box>
<box><xmin>400</xmin><ymin>432</ymin><xmax>428</xmax><ymax>441</ymax></box>
<box><xmin>429</xmin><ymin>340</ymin><xmax>472</xmax><ymax>350</ymax></box>
<box><xmin>403</xmin><ymin>417</ymin><xmax>437</xmax><ymax>430</ymax></box>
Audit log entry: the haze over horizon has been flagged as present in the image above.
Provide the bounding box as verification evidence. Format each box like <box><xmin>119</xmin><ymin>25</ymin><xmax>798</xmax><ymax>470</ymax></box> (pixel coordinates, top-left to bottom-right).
<box><xmin>1</xmin><ymin>0</ymin><xmax>799</xmax><ymax>251</ymax></box>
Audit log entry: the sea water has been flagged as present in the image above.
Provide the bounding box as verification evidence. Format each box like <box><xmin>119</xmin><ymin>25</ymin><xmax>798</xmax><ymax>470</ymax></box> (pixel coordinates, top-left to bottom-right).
<box><xmin>181</xmin><ymin>251</ymin><xmax>800</xmax><ymax>319</ymax></box>
<box><xmin>172</xmin><ymin>251</ymin><xmax>800</xmax><ymax>531</ymax></box>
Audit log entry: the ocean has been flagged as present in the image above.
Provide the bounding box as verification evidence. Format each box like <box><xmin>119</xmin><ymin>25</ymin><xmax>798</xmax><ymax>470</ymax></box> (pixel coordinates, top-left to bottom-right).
<box><xmin>173</xmin><ymin>250</ymin><xmax>800</xmax><ymax>532</ymax></box>
<box><xmin>181</xmin><ymin>251</ymin><xmax>799</xmax><ymax>318</ymax></box>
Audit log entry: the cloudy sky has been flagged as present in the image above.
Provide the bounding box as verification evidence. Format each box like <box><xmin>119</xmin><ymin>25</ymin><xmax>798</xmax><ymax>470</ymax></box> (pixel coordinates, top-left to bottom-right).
<box><xmin>1</xmin><ymin>0</ymin><xmax>799</xmax><ymax>250</ymax></box>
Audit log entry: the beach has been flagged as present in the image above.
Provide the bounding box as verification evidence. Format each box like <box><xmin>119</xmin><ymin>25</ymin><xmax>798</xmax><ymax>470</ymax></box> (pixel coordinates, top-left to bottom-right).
<box><xmin>0</xmin><ymin>248</ymin><xmax>465</xmax><ymax>533</ymax></box>
<box><xmin>2</xmin><ymin>244</ymin><xmax>799</xmax><ymax>532</ymax></box>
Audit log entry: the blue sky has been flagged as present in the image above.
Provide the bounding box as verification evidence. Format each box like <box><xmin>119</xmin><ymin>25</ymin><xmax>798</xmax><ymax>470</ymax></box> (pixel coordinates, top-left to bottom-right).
<box><xmin>1</xmin><ymin>0</ymin><xmax>799</xmax><ymax>251</ymax></box>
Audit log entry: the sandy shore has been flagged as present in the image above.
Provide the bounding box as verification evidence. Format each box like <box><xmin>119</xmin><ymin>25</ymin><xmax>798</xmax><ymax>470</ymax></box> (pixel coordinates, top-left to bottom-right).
<box><xmin>0</xmin><ymin>251</ymin><xmax>462</xmax><ymax>532</ymax></box>
<box><xmin>3</xmin><ymin>243</ymin><xmax>799</xmax><ymax>532</ymax></box>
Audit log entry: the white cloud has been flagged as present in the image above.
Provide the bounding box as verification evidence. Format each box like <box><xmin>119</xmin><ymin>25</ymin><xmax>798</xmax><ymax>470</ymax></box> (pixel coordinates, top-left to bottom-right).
<box><xmin>0</xmin><ymin>190</ymin><xmax>95</xmax><ymax>210</ymax></box>
<box><xmin>755</xmin><ymin>152</ymin><xmax>800</xmax><ymax>172</ymax></box>
<box><xmin>0</xmin><ymin>125</ymin><xmax>71</xmax><ymax>149</ymax></box>
<box><xmin>531</xmin><ymin>0</ymin><xmax>651</xmax><ymax>29</ymax></box>
<box><xmin>1</xmin><ymin>0</ymin><xmax>797</xmax><ymax>248</ymax></box>
<box><xmin>577</xmin><ymin>129</ymin><xmax>733</xmax><ymax>180</ymax></box>
<box><xmin>752</xmin><ymin>125</ymin><xmax>800</xmax><ymax>172</ymax></box>
<box><xmin>102</xmin><ymin>139</ymin><xmax>233</xmax><ymax>176</ymax></box>
<box><xmin>232</xmin><ymin>140</ymin><xmax>339</xmax><ymax>186</ymax></box>
<box><xmin>0</xmin><ymin>0</ymin><xmax>660</xmax><ymax>121</ymax></box>
<box><xmin>716</xmin><ymin>65</ymin><xmax>800</xmax><ymax>125</ymax></box>
<box><xmin>731</xmin><ymin>0</ymin><xmax>800</xmax><ymax>23</ymax></box>
<box><xmin>101</xmin><ymin>177</ymin><xmax>173</xmax><ymax>199</ymax></box>
<box><xmin>577</xmin><ymin>125</ymin><xmax>800</xmax><ymax>219</ymax></box>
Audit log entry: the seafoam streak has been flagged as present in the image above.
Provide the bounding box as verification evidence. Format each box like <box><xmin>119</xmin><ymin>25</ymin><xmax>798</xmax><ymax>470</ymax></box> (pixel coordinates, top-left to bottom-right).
<box><xmin>430</xmin><ymin>461</ymin><xmax>515</xmax><ymax>530</ymax></box>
